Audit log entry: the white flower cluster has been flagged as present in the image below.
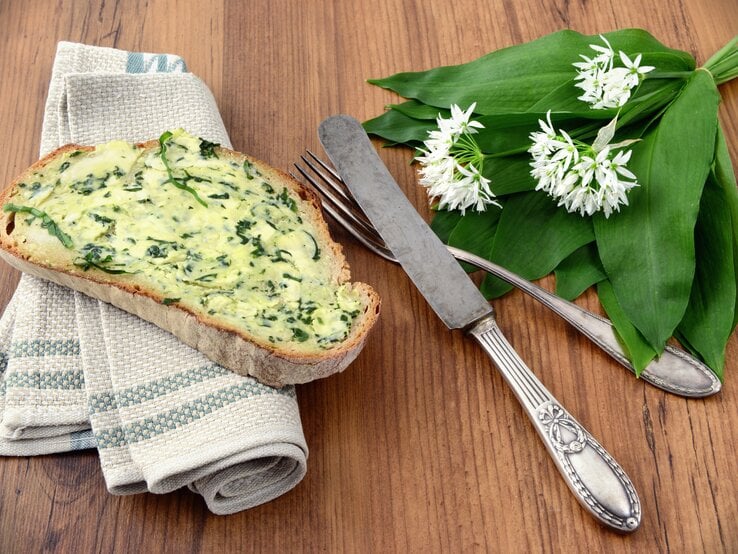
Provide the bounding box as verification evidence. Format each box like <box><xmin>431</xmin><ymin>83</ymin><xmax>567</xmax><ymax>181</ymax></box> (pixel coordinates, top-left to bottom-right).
<box><xmin>574</xmin><ymin>35</ymin><xmax>655</xmax><ymax>109</ymax></box>
<box><xmin>415</xmin><ymin>103</ymin><xmax>500</xmax><ymax>215</ymax></box>
<box><xmin>529</xmin><ymin>112</ymin><xmax>639</xmax><ymax>217</ymax></box>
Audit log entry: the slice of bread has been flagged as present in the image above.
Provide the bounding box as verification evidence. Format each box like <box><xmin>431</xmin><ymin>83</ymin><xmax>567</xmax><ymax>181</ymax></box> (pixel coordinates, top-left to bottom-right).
<box><xmin>0</xmin><ymin>129</ymin><xmax>380</xmax><ymax>387</ymax></box>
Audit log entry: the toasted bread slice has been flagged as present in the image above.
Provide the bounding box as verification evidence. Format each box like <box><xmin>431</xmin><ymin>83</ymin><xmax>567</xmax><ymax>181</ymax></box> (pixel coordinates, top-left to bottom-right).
<box><xmin>0</xmin><ymin>130</ymin><xmax>380</xmax><ymax>386</ymax></box>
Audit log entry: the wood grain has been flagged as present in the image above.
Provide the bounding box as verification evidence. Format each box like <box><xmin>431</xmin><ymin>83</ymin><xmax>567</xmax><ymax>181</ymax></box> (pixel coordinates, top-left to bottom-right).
<box><xmin>0</xmin><ymin>0</ymin><xmax>737</xmax><ymax>551</ymax></box>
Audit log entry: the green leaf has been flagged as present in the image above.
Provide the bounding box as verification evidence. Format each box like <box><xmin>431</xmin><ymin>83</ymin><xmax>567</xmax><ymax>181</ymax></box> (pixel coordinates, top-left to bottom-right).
<box><xmin>430</xmin><ymin>208</ymin><xmax>464</xmax><ymax>243</ymax></box>
<box><xmin>476</xmin><ymin>112</ymin><xmax>594</xmax><ymax>155</ymax></box>
<box><xmin>711</xmin><ymin>125</ymin><xmax>738</xmax><ymax>330</ymax></box>
<box><xmin>363</xmin><ymin>108</ymin><xmax>435</xmax><ymax>145</ymax></box>
<box><xmin>597</xmin><ymin>280</ymin><xmax>658</xmax><ymax>374</ymax></box>
<box><xmin>555</xmin><ymin>243</ymin><xmax>607</xmax><ymax>301</ymax></box>
<box><xmin>525</xmin><ymin>70</ymin><xmax>683</xmax><ymax>117</ymax></box>
<box><xmin>483</xmin><ymin>155</ymin><xmax>537</xmax><ymax>196</ymax></box>
<box><xmin>593</xmin><ymin>70</ymin><xmax>719</xmax><ymax>352</ymax></box>
<box><xmin>675</xmin><ymin>171</ymin><xmax>736</xmax><ymax>379</ymax></box>
<box><xmin>387</xmin><ymin>99</ymin><xmax>447</xmax><ymax>120</ymax></box>
<box><xmin>479</xmin><ymin>191</ymin><xmax>594</xmax><ymax>298</ymax></box>
<box><xmin>373</xmin><ymin>91</ymin><xmax>682</xmax><ymax>156</ymax></box>
<box><xmin>367</xmin><ymin>29</ymin><xmax>694</xmax><ymax>115</ymax></box>
<box><xmin>616</xmin><ymin>79</ymin><xmax>685</xmax><ymax>130</ymax></box>
<box><xmin>447</xmin><ymin>208</ymin><xmax>501</xmax><ymax>272</ymax></box>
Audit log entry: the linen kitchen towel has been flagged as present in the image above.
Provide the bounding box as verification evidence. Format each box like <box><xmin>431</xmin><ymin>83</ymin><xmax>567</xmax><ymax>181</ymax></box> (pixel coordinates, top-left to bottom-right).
<box><xmin>0</xmin><ymin>42</ymin><xmax>308</xmax><ymax>514</ymax></box>
<box><xmin>0</xmin><ymin>277</ymin><xmax>95</xmax><ymax>454</ymax></box>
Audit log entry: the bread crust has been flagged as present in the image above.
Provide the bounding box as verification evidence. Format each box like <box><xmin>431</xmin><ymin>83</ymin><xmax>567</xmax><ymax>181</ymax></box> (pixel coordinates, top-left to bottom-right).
<box><xmin>0</xmin><ymin>140</ymin><xmax>381</xmax><ymax>387</ymax></box>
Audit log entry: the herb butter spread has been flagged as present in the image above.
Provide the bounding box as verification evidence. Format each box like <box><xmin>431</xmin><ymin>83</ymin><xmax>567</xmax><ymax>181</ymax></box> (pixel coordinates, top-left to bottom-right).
<box><xmin>5</xmin><ymin>130</ymin><xmax>364</xmax><ymax>351</ymax></box>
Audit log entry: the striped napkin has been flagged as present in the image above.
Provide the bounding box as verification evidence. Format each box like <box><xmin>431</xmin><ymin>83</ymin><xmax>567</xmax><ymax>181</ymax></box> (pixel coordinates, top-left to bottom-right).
<box><xmin>0</xmin><ymin>42</ymin><xmax>308</xmax><ymax>513</ymax></box>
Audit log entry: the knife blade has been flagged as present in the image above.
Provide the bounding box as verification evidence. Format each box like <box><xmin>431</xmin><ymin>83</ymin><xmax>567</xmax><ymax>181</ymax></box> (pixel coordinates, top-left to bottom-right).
<box><xmin>319</xmin><ymin>118</ymin><xmax>492</xmax><ymax>329</ymax></box>
<box><xmin>319</xmin><ymin>114</ymin><xmax>641</xmax><ymax>533</ymax></box>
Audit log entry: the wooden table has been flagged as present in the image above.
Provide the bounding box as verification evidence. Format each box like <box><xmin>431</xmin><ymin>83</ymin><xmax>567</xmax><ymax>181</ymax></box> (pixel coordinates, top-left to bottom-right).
<box><xmin>1</xmin><ymin>1</ymin><xmax>736</xmax><ymax>551</ymax></box>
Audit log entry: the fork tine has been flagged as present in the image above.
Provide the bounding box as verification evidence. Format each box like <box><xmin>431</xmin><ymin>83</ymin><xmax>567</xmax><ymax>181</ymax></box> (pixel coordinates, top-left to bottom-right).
<box><xmin>292</xmin><ymin>161</ymin><xmax>372</xmax><ymax>236</ymax></box>
<box><xmin>298</xmin><ymin>154</ymin><xmax>375</xmax><ymax>230</ymax></box>
<box><xmin>305</xmin><ymin>150</ymin><xmax>344</xmax><ymax>190</ymax></box>
<box><xmin>304</xmin><ymin>150</ymin><xmax>365</xmax><ymax>211</ymax></box>
<box><xmin>291</xmin><ymin>162</ymin><xmax>397</xmax><ymax>262</ymax></box>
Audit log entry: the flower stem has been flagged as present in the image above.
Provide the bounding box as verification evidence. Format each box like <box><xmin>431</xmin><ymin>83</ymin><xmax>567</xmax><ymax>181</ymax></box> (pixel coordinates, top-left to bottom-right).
<box><xmin>644</xmin><ymin>71</ymin><xmax>692</xmax><ymax>80</ymax></box>
<box><xmin>703</xmin><ymin>35</ymin><xmax>738</xmax><ymax>85</ymax></box>
<box><xmin>451</xmin><ymin>132</ymin><xmax>485</xmax><ymax>170</ymax></box>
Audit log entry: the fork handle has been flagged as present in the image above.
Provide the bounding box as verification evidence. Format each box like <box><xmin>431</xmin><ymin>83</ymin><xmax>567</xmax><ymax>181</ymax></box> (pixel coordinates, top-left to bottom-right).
<box><xmin>449</xmin><ymin>246</ymin><xmax>721</xmax><ymax>398</ymax></box>
<box><xmin>467</xmin><ymin>314</ymin><xmax>641</xmax><ymax>532</ymax></box>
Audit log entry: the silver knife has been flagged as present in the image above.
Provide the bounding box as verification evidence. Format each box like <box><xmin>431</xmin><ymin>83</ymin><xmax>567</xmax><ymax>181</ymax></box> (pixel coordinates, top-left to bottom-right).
<box><xmin>319</xmin><ymin>114</ymin><xmax>641</xmax><ymax>533</ymax></box>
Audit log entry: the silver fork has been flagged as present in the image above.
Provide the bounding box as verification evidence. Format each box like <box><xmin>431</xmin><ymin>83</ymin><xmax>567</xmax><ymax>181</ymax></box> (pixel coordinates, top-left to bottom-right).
<box><xmin>293</xmin><ymin>151</ymin><xmax>721</xmax><ymax>398</ymax></box>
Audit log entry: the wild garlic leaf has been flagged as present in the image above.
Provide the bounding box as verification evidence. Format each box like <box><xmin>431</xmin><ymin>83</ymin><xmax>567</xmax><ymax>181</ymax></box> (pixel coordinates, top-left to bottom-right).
<box><xmin>447</xmin><ymin>208</ymin><xmax>501</xmax><ymax>273</ymax></box>
<box><xmin>367</xmin><ymin>29</ymin><xmax>694</xmax><ymax>115</ymax></box>
<box><xmin>675</xmin><ymin>172</ymin><xmax>736</xmax><ymax>379</ymax></box>
<box><xmin>387</xmin><ymin>100</ymin><xmax>448</xmax><ymax>120</ymax></box>
<box><xmin>554</xmin><ymin>243</ymin><xmax>607</xmax><ymax>301</ymax></box>
<box><xmin>673</xmin><ymin>124</ymin><xmax>738</xmax><ymax>378</ymax></box>
<box><xmin>482</xmin><ymin>155</ymin><xmax>537</xmax><ymax>197</ymax></box>
<box><xmin>363</xmin><ymin>108</ymin><xmax>436</xmax><ymax>145</ymax></box>
<box><xmin>475</xmin><ymin>112</ymin><xmax>597</xmax><ymax>155</ymax></box>
<box><xmin>480</xmin><ymin>191</ymin><xmax>594</xmax><ymax>298</ymax></box>
<box><xmin>429</xmin><ymin>208</ymin><xmax>464</xmax><ymax>243</ymax></box>
<box><xmin>597</xmin><ymin>280</ymin><xmax>657</xmax><ymax>374</ymax></box>
<box><xmin>614</xmin><ymin>79</ymin><xmax>685</xmax><ymax>130</ymax></box>
<box><xmin>711</xmin><ymin>126</ymin><xmax>738</xmax><ymax>331</ymax></box>
<box><xmin>593</xmin><ymin>70</ymin><xmax>719</xmax><ymax>352</ymax></box>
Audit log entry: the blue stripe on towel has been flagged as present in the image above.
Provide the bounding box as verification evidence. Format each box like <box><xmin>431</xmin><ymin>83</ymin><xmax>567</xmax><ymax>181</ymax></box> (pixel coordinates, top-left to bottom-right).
<box><xmin>126</xmin><ymin>52</ymin><xmax>188</xmax><ymax>74</ymax></box>
<box><xmin>94</xmin><ymin>381</ymin><xmax>295</xmax><ymax>448</ymax></box>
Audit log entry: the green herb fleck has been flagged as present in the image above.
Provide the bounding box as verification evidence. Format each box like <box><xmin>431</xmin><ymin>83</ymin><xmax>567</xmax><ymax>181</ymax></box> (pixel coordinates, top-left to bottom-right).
<box><xmin>250</xmin><ymin>238</ymin><xmax>266</xmax><ymax>257</ymax></box>
<box><xmin>306</xmin><ymin>231</ymin><xmax>321</xmax><ymax>260</ymax></box>
<box><xmin>89</xmin><ymin>213</ymin><xmax>114</xmax><ymax>225</ymax></box>
<box><xmin>146</xmin><ymin>244</ymin><xmax>167</xmax><ymax>258</ymax></box>
<box><xmin>199</xmin><ymin>138</ymin><xmax>220</xmax><ymax>159</ymax></box>
<box><xmin>74</xmin><ymin>245</ymin><xmax>130</xmax><ymax>274</ymax></box>
<box><xmin>279</xmin><ymin>188</ymin><xmax>298</xmax><ymax>212</ymax></box>
<box><xmin>272</xmin><ymin>249</ymin><xmax>292</xmax><ymax>264</ymax></box>
<box><xmin>291</xmin><ymin>328</ymin><xmax>310</xmax><ymax>342</ymax></box>
<box><xmin>243</xmin><ymin>160</ymin><xmax>254</xmax><ymax>180</ymax></box>
<box><xmin>235</xmin><ymin>219</ymin><xmax>253</xmax><ymax>244</ymax></box>
<box><xmin>71</xmin><ymin>173</ymin><xmax>109</xmax><ymax>195</ymax></box>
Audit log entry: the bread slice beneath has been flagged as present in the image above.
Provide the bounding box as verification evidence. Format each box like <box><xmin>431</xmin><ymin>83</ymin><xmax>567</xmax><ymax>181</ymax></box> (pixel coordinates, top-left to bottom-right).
<box><xmin>0</xmin><ymin>130</ymin><xmax>380</xmax><ymax>387</ymax></box>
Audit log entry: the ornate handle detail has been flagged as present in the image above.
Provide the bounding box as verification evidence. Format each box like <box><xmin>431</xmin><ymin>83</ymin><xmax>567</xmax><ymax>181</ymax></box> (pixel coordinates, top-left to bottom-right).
<box><xmin>449</xmin><ymin>245</ymin><xmax>720</xmax><ymax>398</ymax></box>
<box><xmin>539</xmin><ymin>404</ymin><xmax>586</xmax><ymax>454</ymax></box>
<box><xmin>468</xmin><ymin>314</ymin><xmax>641</xmax><ymax>533</ymax></box>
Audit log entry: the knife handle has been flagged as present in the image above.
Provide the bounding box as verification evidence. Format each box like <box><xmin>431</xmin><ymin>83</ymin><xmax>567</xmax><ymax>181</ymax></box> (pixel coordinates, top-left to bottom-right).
<box><xmin>467</xmin><ymin>314</ymin><xmax>641</xmax><ymax>533</ymax></box>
